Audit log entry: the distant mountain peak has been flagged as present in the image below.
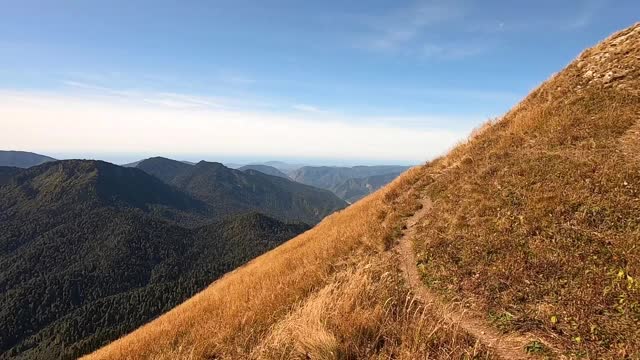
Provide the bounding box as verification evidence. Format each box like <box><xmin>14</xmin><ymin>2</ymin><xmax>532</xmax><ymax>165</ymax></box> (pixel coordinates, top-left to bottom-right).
<box><xmin>0</xmin><ymin>150</ymin><xmax>56</xmax><ymax>168</ymax></box>
<box><xmin>136</xmin><ymin>157</ymin><xmax>194</xmax><ymax>183</ymax></box>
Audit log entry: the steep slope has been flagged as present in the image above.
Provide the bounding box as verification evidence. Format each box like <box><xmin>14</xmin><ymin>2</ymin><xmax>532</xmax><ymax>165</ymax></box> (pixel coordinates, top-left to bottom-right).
<box><xmin>0</xmin><ymin>160</ymin><xmax>309</xmax><ymax>359</ymax></box>
<box><xmin>0</xmin><ymin>150</ymin><xmax>55</xmax><ymax>168</ymax></box>
<box><xmin>239</xmin><ymin>164</ymin><xmax>290</xmax><ymax>179</ymax></box>
<box><xmin>406</xmin><ymin>23</ymin><xmax>640</xmax><ymax>358</ymax></box>
<box><xmin>146</xmin><ymin>160</ymin><xmax>347</xmax><ymax>225</ymax></box>
<box><xmin>87</xmin><ymin>24</ymin><xmax>640</xmax><ymax>359</ymax></box>
<box><xmin>291</xmin><ymin>165</ymin><xmax>410</xmax><ymax>198</ymax></box>
<box><xmin>333</xmin><ymin>171</ymin><xmax>404</xmax><ymax>203</ymax></box>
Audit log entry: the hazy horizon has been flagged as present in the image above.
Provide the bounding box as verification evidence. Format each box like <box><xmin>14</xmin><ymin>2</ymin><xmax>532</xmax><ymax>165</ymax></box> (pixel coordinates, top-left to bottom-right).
<box><xmin>1</xmin><ymin>1</ymin><xmax>638</xmax><ymax>163</ymax></box>
<box><xmin>2</xmin><ymin>149</ymin><xmax>417</xmax><ymax>167</ymax></box>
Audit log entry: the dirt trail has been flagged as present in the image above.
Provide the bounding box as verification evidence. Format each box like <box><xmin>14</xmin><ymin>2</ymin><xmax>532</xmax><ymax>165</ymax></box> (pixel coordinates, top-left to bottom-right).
<box><xmin>397</xmin><ymin>197</ymin><xmax>557</xmax><ymax>360</ymax></box>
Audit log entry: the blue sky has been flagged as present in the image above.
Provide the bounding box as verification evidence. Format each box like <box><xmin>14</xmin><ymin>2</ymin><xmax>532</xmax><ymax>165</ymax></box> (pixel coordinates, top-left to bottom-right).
<box><xmin>0</xmin><ymin>0</ymin><xmax>638</xmax><ymax>165</ymax></box>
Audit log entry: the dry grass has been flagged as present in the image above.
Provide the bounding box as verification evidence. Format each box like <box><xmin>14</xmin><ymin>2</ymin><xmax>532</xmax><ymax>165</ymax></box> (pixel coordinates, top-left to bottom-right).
<box><xmin>87</xmin><ymin>23</ymin><xmax>640</xmax><ymax>359</ymax></box>
<box><xmin>252</xmin><ymin>255</ymin><xmax>492</xmax><ymax>360</ymax></box>
<box><xmin>413</xmin><ymin>24</ymin><xmax>640</xmax><ymax>358</ymax></box>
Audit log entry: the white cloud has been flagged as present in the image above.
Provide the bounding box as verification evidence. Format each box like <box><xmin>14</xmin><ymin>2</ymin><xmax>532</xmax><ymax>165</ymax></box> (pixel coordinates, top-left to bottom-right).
<box><xmin>62</xmin><ymin>81</ymin><xmax>232</xmax><ymax>109</ymax></box>
<box><xmin>0</xmin><ymin>90</ymin><xmax>469</xmax><ymax>163</ymax></box>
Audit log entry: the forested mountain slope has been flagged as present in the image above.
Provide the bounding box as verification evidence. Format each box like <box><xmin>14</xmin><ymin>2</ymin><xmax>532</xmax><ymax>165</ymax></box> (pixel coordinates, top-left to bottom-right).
<box><xmin>0</xmin><ymin>160</ymin><xmax>209</xmax><ymax>228</ymax></box>
<box><xmin>0</xmin><ymin>161</ymin><xmax>309</xmax><ymax>359</ymax></box>
<box><xmin>87</xmin><ymin>23</ymin><xmax>640</xmax><ymax>359</ymax></box>
<box><xmin>135</xmin><ymin>158</ymin><xmax>347</xmax><ymax>225</ymax></box>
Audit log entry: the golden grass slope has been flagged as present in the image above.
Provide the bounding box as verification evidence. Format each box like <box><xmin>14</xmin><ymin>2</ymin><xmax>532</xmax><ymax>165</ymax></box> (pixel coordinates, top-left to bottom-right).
<box><xmin>87</xmin><ymin>23</ymin><xmax>640</xmax><ymax>359</ymax></box>
<box><xmin>412</xmin><ymin>23</ymin><xmax>640</xmax><ymax>358</ymax></box>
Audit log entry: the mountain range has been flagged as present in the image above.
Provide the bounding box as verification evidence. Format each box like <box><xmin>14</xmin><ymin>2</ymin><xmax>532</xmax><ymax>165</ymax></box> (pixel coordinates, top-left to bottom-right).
<box><xmin>0</xmin><ymin>156</ymin><xmax>407</xmax><ymax>358</ymax></box>
<box><xmin>0</xmin><ymin>159</ymin><xmax>334</xmax><ymax>359</ymax></box>
<box><xmin>290</xmin><ymin>165</ymin><xmax>410</xmax><ymax>202</ymax></box>
<box><xmin>134</xmin><ymin>157</ymin><xmax>346</xmax><ymax>225</ymax></box>
<box><xmin>2</xmin><ymin>152</ymin><xmax>409</xmax><ymax>204</ymax></box>
<box><xmin>194</xmin><ymin>162</ymin><xmax>410</xmax><ymax>202</ymax></box>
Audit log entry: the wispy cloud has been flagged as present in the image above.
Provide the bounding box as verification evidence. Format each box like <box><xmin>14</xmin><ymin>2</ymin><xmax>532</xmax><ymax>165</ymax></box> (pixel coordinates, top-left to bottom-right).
<box><xmin>360</xmin><ymin>1</ymin><xmax>464</xmax><ymax>51</ymax></box>
<box><xmin>62</xmin><ymin>81</ymin><xmax>244</xmax><ymax>110</ymax></box>
<box><xmin>565</xmin><ymin>0</ymin><xmax>608</xmax><ymax>30</ymax></box>
<box><xmin>0</xmin><ymin>89</ymin><xmax>470</xmax><ymax>163</ymax></box>
<box><xmin>63</xmin><ymin>68</ymin><xmax>257</xmax><ymax>94</ymax></box>
<box><xmin>472</xmin><ymin>0</ymin><xmax>610</xmax><ymax>33</ymax></box>
<box><xmin>350</xmin><ymin>1</ymin><xmax>493</xmax><ymax>60</ymax></box>
<box><xmin>351</xmin><ymin>0</ymin><xmax>608</xmax><ymax>59</ymax></box>
<box><xmin>141</xmin><ymin>93</ymin><xmax>224</xmax><ymax>109</ymax></box>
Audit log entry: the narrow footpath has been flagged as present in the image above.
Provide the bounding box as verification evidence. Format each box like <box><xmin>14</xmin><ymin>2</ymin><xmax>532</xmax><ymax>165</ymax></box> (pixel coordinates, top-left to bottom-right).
<box><xmin>396</xmin><ymin>197</ymin><xmax>559</xmax><ymax>359</ymax></box>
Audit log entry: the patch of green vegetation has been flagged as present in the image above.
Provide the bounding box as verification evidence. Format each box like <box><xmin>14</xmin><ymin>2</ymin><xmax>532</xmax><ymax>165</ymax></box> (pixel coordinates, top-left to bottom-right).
<box><xmin>488</xmin><ymin>311</ymin><xmax>515</xmax><ymax>332</ymax></box>
<box><xmin>524</xmin><ymin>340</ymin><xmax>549</xmax><ymax>355</ymax></box>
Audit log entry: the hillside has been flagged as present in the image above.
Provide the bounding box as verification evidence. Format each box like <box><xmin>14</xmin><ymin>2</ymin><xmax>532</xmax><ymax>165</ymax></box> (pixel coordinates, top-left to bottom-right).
<box><xmin>135</xmin><ymin>158</ymin><xmax>347</xmax><ymax>225</ymax></box>
<box><xmin>87</xmin><ymin>23</ymin><xmax>640</xmax><ymax>359</ymax></box>
<box><xmin>333</xmin><ymin>172</ymin><xmax>404</xmax><ymax>203</ymax></box>
<box><xmin>0</xmin><ymin>161</ymin><xmax>309</xmax><ymax>359</ymax></box>
<box><xmin>0</xmin><ymin>150</ymin><xmax>55</xmax><ymax>168</ymax></box>
<box><xmin>239</xmin><ymin>164</ymin><xmax>290</xmax><ymax>179</ymax></box>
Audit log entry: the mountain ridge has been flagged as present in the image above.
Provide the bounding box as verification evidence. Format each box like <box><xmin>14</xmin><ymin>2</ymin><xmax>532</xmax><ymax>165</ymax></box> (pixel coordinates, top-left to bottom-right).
<box><xmin>0</xmin><ymin>160</ymin><xmax>311</xmax><ymax>359</ymax></box>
